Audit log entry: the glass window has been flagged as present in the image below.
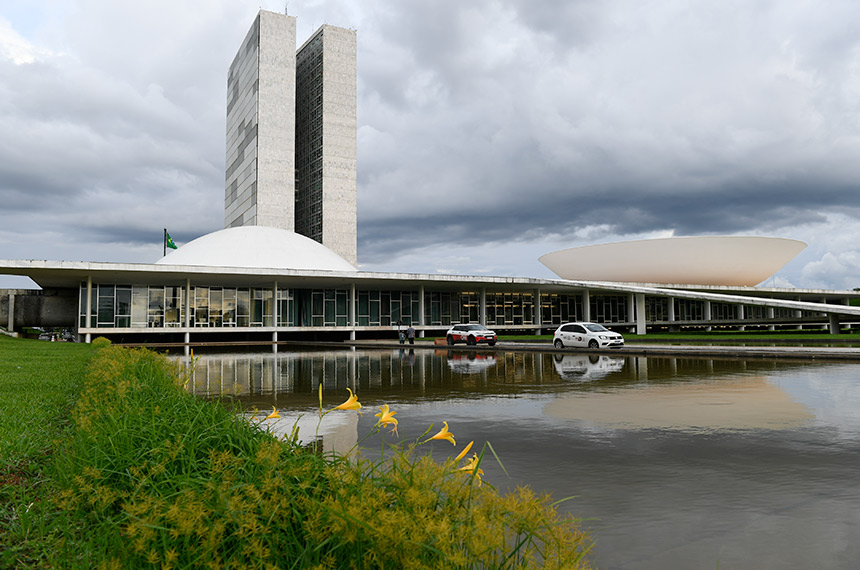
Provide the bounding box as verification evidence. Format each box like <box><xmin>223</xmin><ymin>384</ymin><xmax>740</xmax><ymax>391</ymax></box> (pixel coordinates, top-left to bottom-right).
<box><xmin>115</xmin><ymin>287</ymin><xmax>131</xmax><ymax>328</ymax></box>
<box><xmin>237</xmin><ymin>289</ymin><xmax>250</xmax><ymax>327</ymax></box>
<box><xmin>194</xmin><ymin>287</ymin><xmax>209</xmax><ymax>326</ymax></box>
<box><xmin>97</xmin><ymin>285</ymin><xmax>115</xmax><ymax>328</ymax></box>
<box><xmin>210</xmin><ymin>288</ymin><xmax>223</xmax><ymax>327</ymax></box>
<box><xmin>148</xmin><ymin>287</ymin><xmax>164</xmax><ymax>327</ymax></box>
<box><xmin>132</xmin><ymin>286</ymin><xmax>147</xmax><ymax>327</ymax></box>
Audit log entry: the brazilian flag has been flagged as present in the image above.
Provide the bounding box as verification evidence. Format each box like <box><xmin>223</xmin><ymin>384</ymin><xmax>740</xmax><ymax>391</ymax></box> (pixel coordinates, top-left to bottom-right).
<box><xmin>165</xmin><ymin>230</ymin><xmax>178</xmax><ymax>250</ymax></box>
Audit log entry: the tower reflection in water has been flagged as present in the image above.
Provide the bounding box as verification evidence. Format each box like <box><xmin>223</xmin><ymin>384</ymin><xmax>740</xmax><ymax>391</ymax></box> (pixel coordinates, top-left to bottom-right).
<box><xmin>179</xmin><ymin>348</ymin><xmax>814</xmax><ymax>445</ymax></box>
<box><xmin>181</xmin><ymin>348</ymin><xmax>632</xmax><ymax>403</ymax></box>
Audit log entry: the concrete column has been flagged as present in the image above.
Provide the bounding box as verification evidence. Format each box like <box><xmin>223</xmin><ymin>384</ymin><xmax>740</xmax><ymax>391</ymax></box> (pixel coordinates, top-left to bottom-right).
<box><xmin>582</xmin><ymin>290</ymin><xmax>591</xmax><ymax>322</ymax></box>
<box><xmin>627</xmin><ymin>294</ymin><xmax>635</xmax><ymax>330</ymax></box>
<box><xmin>736</xmin><ymin>304</ymin><xmax>745</xmax><ymax>331</ymax></box>
<box><xmin>668</xmin><ymin>296</ymin><xmax>675</xmax><ymax>322</ymax></box>
<box><xmin>184</xmin><ymin>331</ymin><xmax>190</xmax><ymax>356</ymax></box>
<box><xmin>7</xmin><ymin>292</ymin><xmax>13</xmax><ymax>332</ymax></box>
<box><xmin>85</xmin><ymin>276</ymin><xmax>93</xmax><ymax>343</ymax></box>
<box><xmin>767</xmin><ymin>307</ymin><xmax>775</xmax><ymax>331</ymax></box>
<box><xmin>272</xmin><ymin>330</ymin><xmax>278</xmax><ymax>353</ymax></box>
<box><xmin>635</xmin><ymin>293</ymin><xmax>647</xmax><ymax>335</ymax></box>
<box><xmin>829</xmin><ymin>313</ymin><xmax>840</xmax><ymax>335</ymax></box>
<box><xmin>185</xmin><ymin>279</ymin><xmax>191</xmax><ymax>328</ymax></box>
<box><xmin>480</xmin><ymin>288</ymin><xmax>487</xmax><ymax>325</ymax></box>
<box><xmin>703</xmin><ymin>300</ymin><xmax>712</xmax><ymax>332</ymax></box>
<box><xmin>534</xmin><ymin>288</ymin><xmax>541</xmax><ymax>335</ymax></box>
<box><xmin>272</xmin><ymin>281</ymin><xmax>279</xmax><ymax>328</ymax></box>
<box><xmin>418</xmin><ymin>285</ymin><xmax>425</xmax><ymax>337</ymax></box>
<box><xmin>350</xmin><ymin>283</ymin><xmax>357</xmax><ymax>340</ymax></box>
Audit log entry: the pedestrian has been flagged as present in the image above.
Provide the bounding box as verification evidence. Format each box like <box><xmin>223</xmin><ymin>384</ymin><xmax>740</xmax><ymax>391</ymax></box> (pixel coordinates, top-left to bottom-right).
<box><xmin>398</xmin><ymin>320</ymin><xmax>405</xmax><ymax>344</ymax></box>
<box><xmin>406</xmin><ymin>324</ymin><xmax>415</xmax><ymax>345</ymax></box>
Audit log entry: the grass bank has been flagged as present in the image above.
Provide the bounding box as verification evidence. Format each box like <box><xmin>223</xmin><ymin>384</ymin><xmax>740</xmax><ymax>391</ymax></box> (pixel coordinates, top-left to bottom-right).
<box><xmin>2</xmin><ymin>338</ymin><xmax>593</xmax><ymax>569</ymax></box>
<box><xmin>0</xmin><ymin>336</ymin><xmax>94</xmax><ymax>568</ymax></box>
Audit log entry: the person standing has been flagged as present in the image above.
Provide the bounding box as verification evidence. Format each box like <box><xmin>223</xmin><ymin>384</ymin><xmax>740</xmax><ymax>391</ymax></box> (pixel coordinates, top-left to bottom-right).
<box><xmin>406</xmin><ymin>324</ymin><xmax>415</xmax><ymax>345</ymax></box>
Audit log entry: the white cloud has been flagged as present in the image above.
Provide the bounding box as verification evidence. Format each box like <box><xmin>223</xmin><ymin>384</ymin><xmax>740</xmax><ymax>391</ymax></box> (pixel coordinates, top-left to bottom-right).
<box><xmin>2</xmin><ymin>0</ymin><xmax>860</xmax><ymax>291</ymax></box>
<box><xmin>0</xmin><ymin>16</ymin><xmax>51</xmax><ymax>64</ymax></box>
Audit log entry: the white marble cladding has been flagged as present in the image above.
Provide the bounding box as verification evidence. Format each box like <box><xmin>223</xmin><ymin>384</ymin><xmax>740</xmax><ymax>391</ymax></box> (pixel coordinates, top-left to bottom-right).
<box><xmin>224</xmin><ymin>12</ymin><xmax>356</xmax><ymax>266</ymax></box>
<box><xmin>225</xmin><ymin>11</ymin><xmax>297</xmax><ymax>230</ymax></box>
<box><xmin>320</xmin><ymin>25</ymin><xmax>357</xmax><ymax>266</ymax></box>
<box><xmin>256</xmin><ymin>11</ymin><xmax>297</xmax><ymax>230</ymax></box>
<box><xmin>225</xmin><ymin>14</ymin><xmax>261</xmax><ymax>228</ymax></box>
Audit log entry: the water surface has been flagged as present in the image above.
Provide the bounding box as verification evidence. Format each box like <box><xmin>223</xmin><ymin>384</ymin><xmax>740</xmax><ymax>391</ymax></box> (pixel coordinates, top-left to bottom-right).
<box><xmin>182</xmin><ymin>348</ymin><xmax>860</xmax><ymax>570</ymax></box>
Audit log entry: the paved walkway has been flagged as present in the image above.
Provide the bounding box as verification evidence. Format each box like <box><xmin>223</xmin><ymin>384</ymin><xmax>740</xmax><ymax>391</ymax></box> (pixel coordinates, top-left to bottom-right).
<box><xmin>346</xmin><ymin>339</ymin><xmax>860</xmax><ymax>362</ymax></box>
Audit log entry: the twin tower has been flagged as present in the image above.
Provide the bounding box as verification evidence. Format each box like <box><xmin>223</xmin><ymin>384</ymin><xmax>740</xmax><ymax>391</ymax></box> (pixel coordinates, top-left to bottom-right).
<box><xmin>225</xmin><ymin>10</ymin><xmax>357</xmax><ymax>265</ymax></box>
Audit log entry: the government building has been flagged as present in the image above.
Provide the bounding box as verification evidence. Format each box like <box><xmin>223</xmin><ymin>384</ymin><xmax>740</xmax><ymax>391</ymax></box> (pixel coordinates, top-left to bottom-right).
<box><xmin>2</xmin><ymin>10</ymin><xmax>860</xmax><ymax>345</ymax></box>
<box><xmin>225</xmin><ymin>10</ymin><xmax>356</xmax><ymax>265</ymax></box>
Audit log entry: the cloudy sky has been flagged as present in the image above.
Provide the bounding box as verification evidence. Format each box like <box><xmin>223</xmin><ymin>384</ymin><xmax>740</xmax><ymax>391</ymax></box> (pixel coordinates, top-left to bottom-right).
<box><xmin>1</xmin><ymin>0</ymin><xmax>859</xmax><ymax>290</ymax></box>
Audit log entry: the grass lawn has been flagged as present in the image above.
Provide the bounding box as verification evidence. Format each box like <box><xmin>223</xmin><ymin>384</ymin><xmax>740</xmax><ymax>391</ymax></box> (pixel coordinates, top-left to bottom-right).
<box><xmin>0</xmin><ymin>335</ymin><xmax>94</xmax><ymax>568</ymax></box>
<box><xmin>0</xmin><ymin>335</ymin><xmax>94</xmax><ymax>466</ymax></box>
<box><xmin>0</xmin><ymin>336</ymin><xmax>593</xmax><ymax>569</ymax></box>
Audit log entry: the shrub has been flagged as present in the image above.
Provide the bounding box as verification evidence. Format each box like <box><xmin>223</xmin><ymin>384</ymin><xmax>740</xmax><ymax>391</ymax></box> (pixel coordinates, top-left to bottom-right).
<box><xmin>50</xmin><ymin>346</ymin><xmax>593</xmax><ymax>569</ymax></box>
<box><xmin>90</xmin><ymin>337</ymin><xmax>112</xmax><ymax>349</ymax></box>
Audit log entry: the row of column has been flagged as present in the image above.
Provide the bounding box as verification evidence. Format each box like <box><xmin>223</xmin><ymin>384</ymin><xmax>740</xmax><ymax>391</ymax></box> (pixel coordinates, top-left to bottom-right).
<box><xmin>79</xmin><ymin>278</ymin><xmax>851</xmax><ymax>344</ymax></box>
<box><xmin>624</xmin><ymin>293</ymin><xmax>848</xmax><ymax>334</ymax></box>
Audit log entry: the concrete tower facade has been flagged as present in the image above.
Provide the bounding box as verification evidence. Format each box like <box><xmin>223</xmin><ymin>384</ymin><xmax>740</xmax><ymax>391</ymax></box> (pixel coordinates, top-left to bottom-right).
<box><xmin>225</xmin><ymin>11</ymin><xmax>297</xmax><ymax>231</ymax></box>
<box><xmin>225</xmin><ymin>10</ymin><xmax>357</xmax><ymax>266</ymax></box>
<box><xmin>295</xmin><ymin>25</ymin><xmax>358</xmax><ymax>266</ymax></box>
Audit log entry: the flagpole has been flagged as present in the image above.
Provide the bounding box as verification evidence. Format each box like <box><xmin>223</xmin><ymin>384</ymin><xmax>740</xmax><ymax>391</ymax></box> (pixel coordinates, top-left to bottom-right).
<box><xmin>163</xmin><ymin>228</ymin><xmax>167</xmax><ymax>257</ymax></box>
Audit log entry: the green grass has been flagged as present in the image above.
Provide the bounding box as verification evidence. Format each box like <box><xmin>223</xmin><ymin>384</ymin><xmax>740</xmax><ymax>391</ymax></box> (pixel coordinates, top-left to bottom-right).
<box><xmin>0</xmin><ymin>336</ymin><xmax>93</xmax><ymax>465</ymax></box>
<box><xmin>1</xmin><ymin>338</ymin><xmax>594</xmax><ymax>569</ymax></box>
<box><xmin>0</xmin><ymin>335</ymin><xmax>94</xmax><ymax>568</ymax></box>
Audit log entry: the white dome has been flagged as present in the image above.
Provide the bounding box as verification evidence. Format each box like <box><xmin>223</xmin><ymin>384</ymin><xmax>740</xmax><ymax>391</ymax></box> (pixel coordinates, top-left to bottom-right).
<box><xmin>156</xmin><ymin>226</ymin><xmax>357</xmax><ymax>272</ymax></box>
<box><xmin>539</xmin><ymin>236</ymin><xmax>806</xmax><ymax>286</ymax></box>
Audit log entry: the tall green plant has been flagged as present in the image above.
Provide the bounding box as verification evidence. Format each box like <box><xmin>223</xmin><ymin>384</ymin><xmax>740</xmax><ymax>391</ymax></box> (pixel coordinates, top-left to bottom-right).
<box><xmin>51</xmin><ymin>346</ymin><xmax>593</xmax><ymax>569</ymax></box>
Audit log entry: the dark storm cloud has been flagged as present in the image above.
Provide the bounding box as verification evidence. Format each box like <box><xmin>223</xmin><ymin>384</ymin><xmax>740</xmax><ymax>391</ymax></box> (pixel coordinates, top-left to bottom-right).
<box><xmin>0</xmin><ymin>25</ymin><xmax>224</xmax><ymax>258</ymax></box>
<box><xmin>357</xmin><ymin>176</ymin><xmax>844</xmax><ymax>265</ymax></box>
<box><xmin>2</xmin><ymin>1</ymin><xmax>860</xmax><ymax>288</ymax></box>
<box><xmin>352</xmin><ymin>0</ymin><xmax>860</xmax><ymax>277</ymax></box>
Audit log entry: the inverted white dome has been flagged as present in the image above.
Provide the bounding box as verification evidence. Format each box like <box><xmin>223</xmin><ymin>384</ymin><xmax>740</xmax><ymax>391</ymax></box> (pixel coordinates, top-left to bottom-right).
<box><xmin>156</xmin><ymin>226</ymin><xmax>357</xmax><ymax>272</ymax></box>
<box><xmin>539</xmin><ymin>236</ymin><xmax>806</xmax><ymax>286</ymax></box>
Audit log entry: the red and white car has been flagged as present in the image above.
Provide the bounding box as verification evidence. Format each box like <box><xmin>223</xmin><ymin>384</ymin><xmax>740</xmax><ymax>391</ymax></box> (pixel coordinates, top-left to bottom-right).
<box><xmin>445</xmin><ymin>324</ymin><xmax>497</xmax><ymax>346</ymax></box>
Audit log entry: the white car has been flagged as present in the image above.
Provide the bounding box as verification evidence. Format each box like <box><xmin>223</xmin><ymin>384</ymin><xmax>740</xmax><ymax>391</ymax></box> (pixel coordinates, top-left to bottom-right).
<box><xmin>445</xmin><ymin>324</ymin><xmax>497</xmax><ymax>346</ymax></box>
<box><xmin>553</xmin><ymin>322</ymin><xmax>624</xmax><ymax>349</ymax></box>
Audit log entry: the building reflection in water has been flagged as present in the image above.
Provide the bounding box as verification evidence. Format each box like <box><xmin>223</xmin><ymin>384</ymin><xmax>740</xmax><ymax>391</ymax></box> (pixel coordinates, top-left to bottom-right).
<box><xmin>174</xmin><ymin>349</ymin><xmax>854</xmax><ymax>570</ymax></box>
<box><xmin>179</xmin><ymin>348</ymin><xmax>815</xmax><ymax>436</ymax></box>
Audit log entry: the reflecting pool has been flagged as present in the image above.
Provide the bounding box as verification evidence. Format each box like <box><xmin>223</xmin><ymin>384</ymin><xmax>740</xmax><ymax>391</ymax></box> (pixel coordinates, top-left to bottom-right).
<box><xmin>181</xmin><ymin>348</ymin><xmax>860</xmax><ymax>570</ymax></box>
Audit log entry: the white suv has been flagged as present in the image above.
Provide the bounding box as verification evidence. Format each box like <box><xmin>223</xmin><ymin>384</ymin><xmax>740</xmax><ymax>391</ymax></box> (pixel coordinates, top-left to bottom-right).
<box><xmin>445</xmin><ymin>324</ymin><xmax>497</xmax><ymax>346</ymax></box>
<box><xmin>553</xmin><ymin>322</ymin><xmax>624</xmax><ymax>349</ymax></box>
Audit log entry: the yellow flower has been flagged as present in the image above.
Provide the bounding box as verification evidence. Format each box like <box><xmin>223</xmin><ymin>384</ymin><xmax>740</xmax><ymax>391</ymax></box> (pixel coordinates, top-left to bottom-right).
<box><xmin>454</xmin><ymin>440</ymin><xmax>474</xmax><ymax>462</ymax></box>
<box><xmin>375</xmin><ymin>404</ymin><xmax>398</xmax><ymax>433</ymax></box>
<box><xmin>429</xmin><ymin>421</ymin><xmax>455</xmax><ymax>445</ymax></box>
<box><xmin>335</xmin><ymin>388</ymin><xmax>362</xmax><ymax>411</ymax></box>
<box><xmin>458</xmin><ymin>453</ymin><xmax>484</xmax><ymax>484</ymax></box>
<box><xmin>265</xmin><ymin>406</ymin><xmax>280</xmax><ymax>420</ymax></box>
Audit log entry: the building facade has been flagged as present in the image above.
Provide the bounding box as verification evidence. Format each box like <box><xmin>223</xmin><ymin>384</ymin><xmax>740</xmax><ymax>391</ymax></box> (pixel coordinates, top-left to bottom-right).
<box><xmin>295</xmin><ymin>25</ymin><xmax>357</xmax><ymax>265</ymax></box>
<box><xmin>225</xmin><ymin>11</ymin><xmax>297</xmax><ymax>232</ymax></box>
<box><xmin>224</xmin><ymin>11</ymin><xmax>357</xmax><ymax>265</ymax></box>
<box><xmin>51</xmin><ymin>269</ymin><xmax>860</xmax><ymax>345</ymax></box>
<box><xmin>6</xmin><ymin>10</ymin><xmax>860</xmax><ymax>345</ymax></box>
